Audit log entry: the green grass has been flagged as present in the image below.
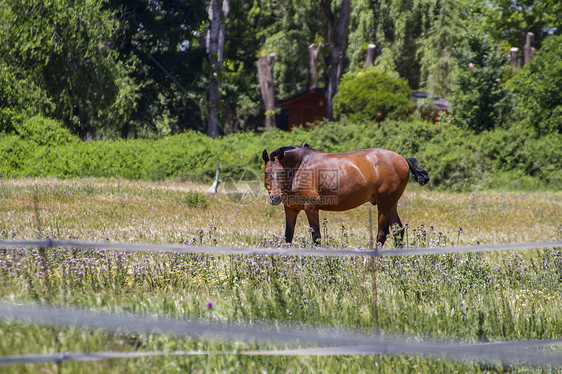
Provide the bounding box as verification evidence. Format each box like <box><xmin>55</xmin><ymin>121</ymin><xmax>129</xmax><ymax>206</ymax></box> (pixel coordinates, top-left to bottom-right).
<box><xmin>0</xmin><ymin>178</ymin><xmax>561</xmax><ymax>373</ymax></box>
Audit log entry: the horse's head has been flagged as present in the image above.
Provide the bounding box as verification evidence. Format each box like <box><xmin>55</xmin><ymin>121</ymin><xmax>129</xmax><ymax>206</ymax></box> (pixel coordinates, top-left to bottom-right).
<box><xmin>262</xmin><ymin>148</ymin><xmax>292</xmax><ymax>205</ymax></box>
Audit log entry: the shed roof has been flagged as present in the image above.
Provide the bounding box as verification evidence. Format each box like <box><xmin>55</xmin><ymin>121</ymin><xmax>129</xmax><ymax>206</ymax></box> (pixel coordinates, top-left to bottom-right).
<box><xmin>276</xmin><ymin>88</ymin><xmax>327</xmax><ymax>108</ymax></box>
<box><xmin>411</xmin><ymin>91</ymin><xmax>450</xmax><ymax>111</ymax></box>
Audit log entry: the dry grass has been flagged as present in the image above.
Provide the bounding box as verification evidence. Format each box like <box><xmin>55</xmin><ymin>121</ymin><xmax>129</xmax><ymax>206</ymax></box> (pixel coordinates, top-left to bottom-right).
<box><xmin>1</xmin><ymin>177</ymin><xmax>560</xmax><ymax>247</ymax></box>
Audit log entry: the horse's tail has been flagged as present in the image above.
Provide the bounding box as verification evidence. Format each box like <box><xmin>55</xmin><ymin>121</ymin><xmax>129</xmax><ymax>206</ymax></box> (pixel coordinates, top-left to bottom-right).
<box><xmin>405</xmin><ymin>158</ymin><xmax>430</xmax><ymax>186</ymax></box>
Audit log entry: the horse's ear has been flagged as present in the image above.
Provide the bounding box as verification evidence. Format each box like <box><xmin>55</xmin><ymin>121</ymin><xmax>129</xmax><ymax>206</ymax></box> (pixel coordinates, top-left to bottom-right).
<box><xmin>262</xmin><ymin>149</ymin><xmax>269</xmax><ymax>163</ymax></box>
<box><xmin>277</xmin><ymin>149</ymin><xmax>285</xmax><ymax>161</ymax></box>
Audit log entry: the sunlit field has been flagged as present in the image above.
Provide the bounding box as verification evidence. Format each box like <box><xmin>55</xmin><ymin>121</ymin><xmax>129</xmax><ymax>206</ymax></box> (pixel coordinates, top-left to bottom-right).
<box><xmin>0</xmin><ymin>178</ymin><xmax>561</xmax><ymax>373</ymax></box>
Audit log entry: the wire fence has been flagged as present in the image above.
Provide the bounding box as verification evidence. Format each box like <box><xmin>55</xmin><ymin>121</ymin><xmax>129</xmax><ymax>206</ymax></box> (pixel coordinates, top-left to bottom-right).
<box><xmin>1</xmin><ymin>238</ymin><xmax>560</xmax><ymax>258</ymax></box>
<box><xmin>1</xmin><ymin>302</ymin><xmax>562</xmax><ymax>367</ymax></box>
<box><xmin>1</xmin><ymin>238</ymin><xmax>561</xmax><ymax>367</ymax></box>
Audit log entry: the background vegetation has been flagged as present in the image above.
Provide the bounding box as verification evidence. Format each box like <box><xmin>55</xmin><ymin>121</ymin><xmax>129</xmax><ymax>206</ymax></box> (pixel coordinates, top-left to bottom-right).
<box><xmin>0</xmin><ymin>0</ymin><xmax>560</xmax><ymax>137</ymax></box>
<box><xmin>0</xmin><ymin>0</ymin><xmax>559</xmax><ymax>190</ymax></box>
<box><xmin>1</xmin><ymin>113</ymin><xmax>560</xmax><ymax>190</ymax></box>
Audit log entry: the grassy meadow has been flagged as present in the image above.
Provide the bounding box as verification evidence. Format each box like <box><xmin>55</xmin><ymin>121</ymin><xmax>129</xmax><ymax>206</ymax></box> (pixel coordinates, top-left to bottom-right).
<box><xmin>0</xmin><ymin>177</ymin><xmax>561</xmax><ymax>373</ymax></box>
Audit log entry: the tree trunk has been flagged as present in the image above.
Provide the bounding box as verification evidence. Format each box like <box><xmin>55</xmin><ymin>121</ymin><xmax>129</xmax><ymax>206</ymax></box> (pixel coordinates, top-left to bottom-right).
<box><xmin>308</xmin><ymin>43</ymin><xmax>323</xmax><ymax>89</ymax></box>
<box><xmin>365</xmin><ymin>43</ymin><xmax>376</xmax><ymax>69</ymax></box>
<box><xmin>524</xmin><ymin>32</ymin><xmax>534</xmax><ymax>66</ymax></box>
<box><xmin>206</xmin><ymin>0</ymin><xmax>229</xmax><ymax>139</ymax></box>
<box><xmin>257</xmin><ymin>53</ymin><xmax>276</xmax><ymax>130</ymax></box>
<box><xmin>326</xmin><ymin>0</ymin><xmax>351</xmax><ymax>120</ymax></box>
<box><xmin>510</xmin><ymin>47</ymin><xmax>519</xmax><ymax>69</ymax></box>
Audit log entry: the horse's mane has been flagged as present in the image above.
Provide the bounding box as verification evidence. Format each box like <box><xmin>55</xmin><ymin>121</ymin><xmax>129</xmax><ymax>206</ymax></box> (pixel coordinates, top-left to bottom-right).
<box><xmin>268</xmin><ymin>143</ymin><xmax>311</xmax><ymax>161</ymax></box>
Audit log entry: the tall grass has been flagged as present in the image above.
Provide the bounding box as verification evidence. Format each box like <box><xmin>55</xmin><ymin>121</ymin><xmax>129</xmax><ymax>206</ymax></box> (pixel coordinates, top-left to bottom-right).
<box><xmin>0</xmin><ymin>178</ymin><xmax>561</xmax><ymax>373</ymax></box>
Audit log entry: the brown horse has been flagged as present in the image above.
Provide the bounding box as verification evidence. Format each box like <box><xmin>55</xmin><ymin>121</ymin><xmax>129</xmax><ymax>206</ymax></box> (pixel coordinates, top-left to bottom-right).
<box><xmin>262</xmin><ymin>143</ymin><xmax>430</xmax><ymax>247</ymax></box>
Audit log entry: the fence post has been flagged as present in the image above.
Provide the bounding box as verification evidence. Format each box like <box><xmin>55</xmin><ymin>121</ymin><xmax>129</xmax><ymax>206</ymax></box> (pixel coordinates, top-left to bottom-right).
<box><xmin>369</xmin><ymin>206</ymin><xmax>381</xmax><ymax>373</ymax></box>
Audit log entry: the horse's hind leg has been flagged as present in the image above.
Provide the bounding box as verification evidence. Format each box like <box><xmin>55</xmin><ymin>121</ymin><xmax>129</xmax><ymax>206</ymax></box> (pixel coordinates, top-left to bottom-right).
<box><xmin>376</xmin><ymin>204</ymin><xmax>403</xmax><ymax>247</ymax></box>
<box><xmin>376</xmin><ymin>210</ymin><xmax>390</xmax><ymax>247</ymax></box>
<box><xmin>304</xmin><ymin>204</ymin><xmax>321</xmax><ymax>245</ymax></box>
<box><xmin>391</xmin><ymin>212</ymin><xmax>405</xmax><ymax>247</ymax></box>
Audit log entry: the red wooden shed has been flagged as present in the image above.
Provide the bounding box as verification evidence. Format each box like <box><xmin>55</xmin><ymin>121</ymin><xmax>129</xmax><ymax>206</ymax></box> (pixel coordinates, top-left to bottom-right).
<box><xmin>275</xmin><ymin>89</ymin><xmax>450</xmax><ymax>130</ymax></box>
<box><xmin>276</xmin><ymin>88</ymin><xmax>327</xmax><ymax>130</ymax></box>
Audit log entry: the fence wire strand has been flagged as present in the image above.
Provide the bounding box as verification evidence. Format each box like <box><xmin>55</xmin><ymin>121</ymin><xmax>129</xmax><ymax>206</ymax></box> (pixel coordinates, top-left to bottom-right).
<box><xmin>0</xmin><ymin>239</ymin><xmax>560</xmax><ymax>258</ymax></box>
<box><xmin>0</xmin><ymin>302</ymin><xmax>561</xmax><ymax>367</ymax></box>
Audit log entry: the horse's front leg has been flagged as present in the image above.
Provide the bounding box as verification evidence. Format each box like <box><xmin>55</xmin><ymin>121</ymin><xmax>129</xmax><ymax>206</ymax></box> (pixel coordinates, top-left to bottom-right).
<box><xmin>284</xmin><ymin>205</ymin><xmax>300</xmax><ymax>243</ymax></box>
<box><xmin>304</xmin><ymin>203</ymin><xmax>321</xmax><ymax>245</ymax></box>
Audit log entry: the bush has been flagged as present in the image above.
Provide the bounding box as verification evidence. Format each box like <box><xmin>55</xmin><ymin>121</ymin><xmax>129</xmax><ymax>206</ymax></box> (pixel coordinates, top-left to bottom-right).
<box><xmin>183</xmin><ymin>192</ymin><xmax>208</xmax><ymax>209</ymax></box>
<box><xmin>0</xmin><ymin>113</ymin><xmax>560</xmax><ymax>191</ymax></box>
<box><xmin>0</xmin><ymin>135</ymin><xmax>31</xmax><ymax>177</ymax></box>
<box><xmin>15</xmin><ymin>115</ymin><xmax>78</xmax><ymax>146</ymax></box>
<box><xmin>333</xmin><ymin>68</ymin><xmax>413</xmax><ymax>123</ymax></box>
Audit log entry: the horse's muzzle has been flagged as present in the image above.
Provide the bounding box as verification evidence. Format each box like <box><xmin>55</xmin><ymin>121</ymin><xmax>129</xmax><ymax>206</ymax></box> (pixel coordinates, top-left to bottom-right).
<box><xmin>269</xmin><ymin>194</ymin><xmax>283</xmax><ymax>205</ymax></box>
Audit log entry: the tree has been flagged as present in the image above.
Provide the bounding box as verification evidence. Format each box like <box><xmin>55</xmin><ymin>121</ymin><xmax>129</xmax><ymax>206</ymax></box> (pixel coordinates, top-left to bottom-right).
<box><xmin>0</xmin><ymin>0</ymin><xmax>138</xmax><ymax>138</ymax></box>
<box><xmin>449</xmin><ymin>34</ymin><xmax>511</xmax><ymax>132</ymax></box>
<box><xmin>472</xmin><ymin>0</ymin><xmax>562</xmax><ymax>51</ymax></box>
<box><xmin>206</xmin><ymin>0</ymin><xmax>230</xmax><ymax>139</ymax></box>
<box><xmin>370</xmin><ymin>0</ymin><xmax>429</xmax><ymax>89</ymax></box>
<box><xmin>257</xmin><ymin>53</ymin><xmax>276</xmax><ymax>130</ymax></box>
<box><xmin>324</xmin><ymin>0</ymin><xmax>351</xmax><ymax>120</ymax></box>
<box><xmin>106</xmin><ymin>0</ymin><xmax>207</xmax><ymax>137</ymax></box>
<box><xmin>507</xmin><ymin>34</ymin><xmax>562</xmax><ymax>135</ymax></box>
<box><xmin>258</xmin><ymin>1</ymin><xmax>324</xmax><ymax>100</ymax></box>
<box><xmin>418</xmin><ymin>0</ymin><xmax>468</xmax><ymax>98</ymax></box>
<box><xmin>346</xmin><ymin>0</ymin><xmax>376</xmax><ymax>72</ymax></box>
<box><xmin>257</xmin><ymin>0</ymin><xmax>352</xmax><ymax>118</ymax></box>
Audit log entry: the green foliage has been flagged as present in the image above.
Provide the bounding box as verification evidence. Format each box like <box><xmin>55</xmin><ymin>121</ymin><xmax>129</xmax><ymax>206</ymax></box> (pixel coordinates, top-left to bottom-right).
<box><xmin>1</xmin><ymin>112</ymin><xmax>560</xmax><ymax>190</ymax></box>
<box><xmin>472</xmin><ymin>0</ymin><xmax>562</xmax><ymax>51</ymax></box>
<box><xmin>11</xmin><ymin>115</ymin><xmax>78</xmax><ymax>146</ymax></box>
<box><xmin>0</xmin><ymin>63</ymin><xmax>51</xmax><ymax>118</ymax></box>
<box><xmin>449</xmin><ymin>34</ymin><xmax>512</xmax><ymax>133</ymax></box>
<box><xmin>507</xmin><ymin>34</ymin><xmax>562</xmax><ymax>136</ymax></box>
<box><xmin>104</xmin><ymin>0</ymin><xmax>208</xmax><ymax>137</ymax></box>
<box><xmin>0</xmin><ymin>0</ymin><xmax>559</xmax><ymax>138</ymax></box>
<box><xmin>333</xmin><ymin>68</ymin><xmax>414</xmax><ymax>123</ymax></box>
<box><xmin>347</xmin><ymin>0</ymin><xmax>376</xmax><ymax>72</ymax></box>
<box><xmin>183</xmin><ymin>192</ymin><xmax>208</xmax><ymax>209</ymax></box>
<box><xmin>417</xmin><ymin>0</ymin><xmax>468</xmax><ymax>97</ymax></box>
<box><xmin>262</xmin><ymin>30</ymin><xmax>311</xmax><ymax>99</ymax></box>
<box><xmin>0</xmin><ymin>0</ymin><xmax>138</xmax><ymax>138</ymax></box>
